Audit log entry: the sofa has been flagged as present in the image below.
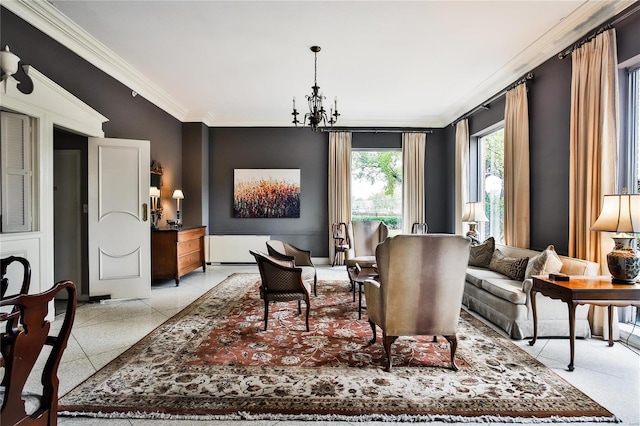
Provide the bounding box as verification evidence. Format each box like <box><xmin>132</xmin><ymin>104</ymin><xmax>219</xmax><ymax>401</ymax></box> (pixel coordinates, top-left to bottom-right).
<box><xmin>462</xmin><ymin>239</ymin><xmax>599</xmax><ymax>339</ymax></box>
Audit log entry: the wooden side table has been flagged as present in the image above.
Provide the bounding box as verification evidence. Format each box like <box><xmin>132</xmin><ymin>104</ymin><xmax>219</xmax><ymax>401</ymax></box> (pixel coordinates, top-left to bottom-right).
<box><xmin>529</xmin><ymin>275</ymin><xmax>640</xmax><ymax>371</ymax></box>
<box><xmin>152</xmin><ymin>226</ymin><xmax>206</xmax><ymax>285</ymax></box>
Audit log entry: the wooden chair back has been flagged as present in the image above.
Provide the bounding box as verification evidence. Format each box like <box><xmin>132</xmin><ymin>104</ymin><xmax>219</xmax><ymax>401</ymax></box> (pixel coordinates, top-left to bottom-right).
<box><xmin>0</xmin><ymin>280</ymin><xmax>77</xmax><ymax>426</ymax></box>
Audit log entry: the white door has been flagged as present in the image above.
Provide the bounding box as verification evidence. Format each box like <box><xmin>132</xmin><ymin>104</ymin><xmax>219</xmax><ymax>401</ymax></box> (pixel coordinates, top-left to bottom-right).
<box><xmin>88</xmin><ymin>138</ymin><xmax>150</xmax><ymax>299</ymax></box>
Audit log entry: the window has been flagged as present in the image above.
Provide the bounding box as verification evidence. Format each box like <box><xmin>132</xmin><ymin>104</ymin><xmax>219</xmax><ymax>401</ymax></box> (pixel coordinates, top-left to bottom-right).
<box><xmin>351</xmin><ymin>150</ymin><xmax>402</xmax><ymax>232</ymax></box>
<box><xmin>476</xmin><ymin>127</ymin><xmax>505</xmax><ymax>243</ymax></box>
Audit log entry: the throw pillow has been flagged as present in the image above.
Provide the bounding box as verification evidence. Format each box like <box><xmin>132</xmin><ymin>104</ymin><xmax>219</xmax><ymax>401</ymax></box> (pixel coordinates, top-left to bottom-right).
<box><xmin>489</xmin><ymin>249</ymin><xmax>529</xmax><ymax>281</ymax></box>
<box><xmin>468</xmin><ymin>237</ymin><xmax>495</xmax><ymax>268</ymax></box>
<box><xmin>525</xmin><ymin>244</ymin><xmax>563</xmax><ymax>279</ymax></box>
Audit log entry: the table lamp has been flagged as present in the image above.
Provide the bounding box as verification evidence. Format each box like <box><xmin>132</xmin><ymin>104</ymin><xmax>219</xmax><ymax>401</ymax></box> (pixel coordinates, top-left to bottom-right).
<box><xmin>591</xmin><ymin>191</ymin><xmax>640</xmax><ymax>284</ymax></box>
<box><xmin>172</xmin><ymin>189</ymin><xmax>184</xmax><ymax>226</ymax></box>
<box><xmin>462</xmin><ymin>202</ymin><xmax>489</xmax><ymax>244</ymax></box>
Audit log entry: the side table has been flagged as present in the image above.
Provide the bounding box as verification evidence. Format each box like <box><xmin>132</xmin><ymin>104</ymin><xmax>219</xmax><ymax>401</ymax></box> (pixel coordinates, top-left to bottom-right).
<box><xmin>529</xmin><ymin>275</ymin><xmax>640</xmax><ymax>371</ymax></box>
<box><xmin>347</xmin><ymin>266</ymin><xmax>378</xmax><ymax>320</ymax></box>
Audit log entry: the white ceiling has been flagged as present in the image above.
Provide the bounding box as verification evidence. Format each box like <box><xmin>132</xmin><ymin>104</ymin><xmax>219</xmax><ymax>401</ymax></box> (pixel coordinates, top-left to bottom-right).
<box><xmin>27</xmin><ymin>1</ymin><xmax>636</xmax><ymax>127</ymax></box>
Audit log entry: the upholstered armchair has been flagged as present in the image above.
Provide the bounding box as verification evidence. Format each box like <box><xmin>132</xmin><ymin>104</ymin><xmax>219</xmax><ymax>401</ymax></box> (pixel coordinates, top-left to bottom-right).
<box><xmin>345</xmin><ymin>220</ymin><xmax>389</xmax><ymax>268</ymax></box>
<box><xmin>250</xmin><ymin>250</ymin><xmax>312</xmax><ymax>332</ymax></box>
<box><xmin>364</xmin><ymin>234</ymin><xmax>470</xmax><ymax>371</ymax></box>
<box><xmin>266</xmin><ymin>240</ymin><xmax>317</xmax><ymax>296</ymax></box>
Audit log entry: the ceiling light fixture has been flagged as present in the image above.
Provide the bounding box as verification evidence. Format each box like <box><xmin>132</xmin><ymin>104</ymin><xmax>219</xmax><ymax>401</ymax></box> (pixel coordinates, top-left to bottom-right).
<box><xmin>0</xmin><ymin>45</ymin><xmax>33</xmax><ymax>95</ymax></box>
<box><xmin>291</xmin><ymin>46</ymin><xmax>339</xmax><ymax>132</ymax></box>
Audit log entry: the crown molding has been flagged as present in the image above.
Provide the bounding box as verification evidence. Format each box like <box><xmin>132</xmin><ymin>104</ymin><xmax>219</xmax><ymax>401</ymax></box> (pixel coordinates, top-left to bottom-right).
<box><xmin>2</xmin><ymin>0</ymin><xmax>208</xmax><ymax>123</ymax></box>
<box><xmin>183</xmin><ymin>111</ymin><xmax>217</xmax><ymax>127</ymax></box>
<box><xmin>441</xmin><ymin>0</ymin><xmax>636</xmax><ymax>126</ymax></box>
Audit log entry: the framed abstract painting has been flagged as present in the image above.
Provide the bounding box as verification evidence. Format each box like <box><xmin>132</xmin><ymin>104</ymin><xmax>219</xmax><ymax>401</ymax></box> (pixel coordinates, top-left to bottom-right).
<box><xmin>233</xmin><ymin>169</ymin><xmax>301</xmax><ymax>218</ymax></box>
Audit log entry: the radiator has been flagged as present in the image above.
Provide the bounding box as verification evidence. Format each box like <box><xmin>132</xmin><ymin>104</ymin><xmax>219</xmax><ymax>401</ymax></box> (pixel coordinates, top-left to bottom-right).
<box><xmin>206</xmin><ymin>235</ymin><xmax>270</xmax><ymax>263</ymax></box>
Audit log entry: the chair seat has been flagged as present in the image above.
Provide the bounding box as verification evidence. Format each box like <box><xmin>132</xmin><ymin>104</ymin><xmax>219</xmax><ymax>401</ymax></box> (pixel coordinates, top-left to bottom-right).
<box><xmin>346</xmin><ymin>255</ymin><xmax>377</xmax><ymax>268</ymax></box>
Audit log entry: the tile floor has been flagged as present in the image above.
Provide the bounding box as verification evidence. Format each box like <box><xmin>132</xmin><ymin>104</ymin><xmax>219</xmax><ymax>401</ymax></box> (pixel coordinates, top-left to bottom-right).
<box><xmin>47</xmin><ymin>264</ymin><xmax>639</xmax><ymax>425</ymax></box>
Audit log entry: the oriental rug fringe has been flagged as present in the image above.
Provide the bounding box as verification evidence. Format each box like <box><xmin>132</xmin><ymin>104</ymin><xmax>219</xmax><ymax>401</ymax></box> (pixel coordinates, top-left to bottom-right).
<box><xmin>59</xmin><ymin>273</ymin><xmax>618</xmax><ymax>423</ymax></box>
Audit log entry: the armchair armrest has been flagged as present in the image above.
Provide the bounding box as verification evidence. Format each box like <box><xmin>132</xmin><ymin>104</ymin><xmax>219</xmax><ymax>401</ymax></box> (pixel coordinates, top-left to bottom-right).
<box><xmin>364</xmin><ymin>279</ymin><xmax>382</xmax><ymax>324</ymax></box>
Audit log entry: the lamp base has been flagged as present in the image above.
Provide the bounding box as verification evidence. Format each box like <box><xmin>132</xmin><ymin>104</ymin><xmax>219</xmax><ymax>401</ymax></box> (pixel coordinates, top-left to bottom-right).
<box><xmin>606</xmin><ymin>236</ymin><xmax>640</xmax><ymax>285</ymax></box>
<box><xmin>466</xmin><ymin>223</ymin><xmax>480</xmax><ymax>245</ymax></box>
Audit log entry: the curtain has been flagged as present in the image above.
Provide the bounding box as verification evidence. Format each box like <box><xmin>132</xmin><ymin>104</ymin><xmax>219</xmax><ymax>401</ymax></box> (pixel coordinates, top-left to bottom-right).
<box><xmin>402</xmin><ymin>133</ymin><xmax>426</xmax><ymax>234</ymax></box>
<box><xmin>455</xmin><ymin>119</ymin><xmax>469</xmax><ymax>235</ymax></box>
<box><xmin>568</xmin><ymin>29</ymin><xmax>619</xmax><ymax>340</ymax></box>
<box><xmin>328</xmin><ymin>131</ymin><xmax>352</xmax><ymax>265</ymax></box>
<box><xmin>503</xmin><ymin>83</ymin><xmax>530</xmax><ymax>248</ymax></box>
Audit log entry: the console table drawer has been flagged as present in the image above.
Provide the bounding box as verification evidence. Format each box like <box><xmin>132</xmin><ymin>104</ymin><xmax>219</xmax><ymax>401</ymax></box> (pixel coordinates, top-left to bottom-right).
<box><xmin>178</xmin><ymin>250</ymin><xmax>202</xmax><ymax>271</ymax></box>
<box><xmin>177</xmin><ymin>238</ymin><xmax>200</xmax><ymax>255</ymax></box>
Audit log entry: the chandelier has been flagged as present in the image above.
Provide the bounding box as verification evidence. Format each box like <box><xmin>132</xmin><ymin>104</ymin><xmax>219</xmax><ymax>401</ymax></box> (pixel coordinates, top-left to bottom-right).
<box><xmin>291</xmin><ymin>46</ymin><xmax>339</xmax><ymax>131</ymax></box>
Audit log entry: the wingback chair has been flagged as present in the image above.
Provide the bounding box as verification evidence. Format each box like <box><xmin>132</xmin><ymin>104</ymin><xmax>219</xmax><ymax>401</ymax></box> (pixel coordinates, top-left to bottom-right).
<box><xmin>364</xmin><ymin>234</ymin><xmax>470</xmax><ymax>371</ymax></box>
<box><xmin>266</xmin><ymin>240</ymin><xmax>317</xmax><ymax>296</ymax></box>
<box><xmin>345</xmin><ymin>220</ymin><xmax>389</xmax><ymax>268</ymax></box>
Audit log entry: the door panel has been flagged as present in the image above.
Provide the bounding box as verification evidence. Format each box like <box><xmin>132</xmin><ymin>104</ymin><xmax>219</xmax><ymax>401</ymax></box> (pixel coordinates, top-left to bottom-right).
<box><xmin>89</xmin><ymin>138</ymin><xmax>150</xmax><ymax>299</ymax></box>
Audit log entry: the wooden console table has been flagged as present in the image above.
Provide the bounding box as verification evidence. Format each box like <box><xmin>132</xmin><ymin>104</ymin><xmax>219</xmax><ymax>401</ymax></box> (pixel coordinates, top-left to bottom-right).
<box><xmin>152</xmin><ymin>226</ymin><xmax>206</xmax><ymax>285</ymax></box>
<box><xmin>529</xmin><ymin>275</ymin><xmax>640</xmax><ymax>371</ymax></box>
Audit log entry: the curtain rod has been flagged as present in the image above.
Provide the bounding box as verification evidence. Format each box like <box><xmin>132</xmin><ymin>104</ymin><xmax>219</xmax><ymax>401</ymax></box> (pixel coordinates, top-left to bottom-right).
<box><xmin>558</xmin><ymin>3</ymin><xmax>640</xmax><ymax>59</ymax></box>
<box><xmin>322</xmin><ymin>128</ymin><xmax>433</xmax><ymax>134</ymax></box>
<box><xmin>451</xmin><ymin>72</ymin><xmax>534</xmax><ymax>127</ymax></box>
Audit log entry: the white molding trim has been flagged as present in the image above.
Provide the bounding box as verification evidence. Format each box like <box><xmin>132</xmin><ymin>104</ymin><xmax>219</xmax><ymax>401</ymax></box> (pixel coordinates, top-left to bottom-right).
<box><xmin>183</xmin><ymin>111</ymin><xmax>217</xmax><ymax>127</ymax></box>
<box><xmin>3</xmin><ymin>0</ymin><xmax>215</xmax><ymax>125</ymax></box>
<box><xmin>442</xmin><ymin>0</ymin><xmax>636</xmax><ymax>125</ymax></box>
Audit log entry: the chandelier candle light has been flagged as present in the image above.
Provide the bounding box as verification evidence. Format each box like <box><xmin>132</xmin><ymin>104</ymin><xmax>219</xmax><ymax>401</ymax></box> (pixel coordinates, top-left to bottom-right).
<box><xmin>591</xmin><ymin>190</ymin><xmax>640</xmax><ymax>284</ymax></box>
<box><xmin>292</xmin><ymin>46</ymin><xmax>339</xmax><ymax>131</ymax></box>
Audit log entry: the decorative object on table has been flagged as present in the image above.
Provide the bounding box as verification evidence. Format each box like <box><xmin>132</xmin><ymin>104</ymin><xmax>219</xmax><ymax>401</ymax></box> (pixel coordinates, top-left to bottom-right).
<box><xmin>0</xmin><ymin>45</ymin><xmax>33</xmax><ymax>94</ymax></box>
<box><xmin>291</xmin><ymin>46</ymin><xmax>339</xmax><ymax>132</ymax></box>
<box><xmin>591</xmin><ymin>190</ymin><xmax>640</xmax><ymax>284</ymax></box>
<box><xmin>462</xmin><ymin>201</ymin><xmax>489</xmax><ymax>244</ymax></box>
<box><xmin>172</xmin><ymin>189</ymin><xmax>184</xmax><ymax>226</ymax></box>
<box><xmin>331</xmin><ymin>222</ymin><xmax>349</xmax><ymax>267</ymax></box>
<box><xmin>233</xmin><ymin>169</ymin><xmax>300</xmax><ymax>218</ymax></box>
<box><xmin>149</xmin><ymin>186</ymin><xmax>161</xmax><ymax>229</ymax></box>
<box><xmin>58</xmin><ymin>274</ymin><xmax>617</xmax><ymax>423</ymax></box>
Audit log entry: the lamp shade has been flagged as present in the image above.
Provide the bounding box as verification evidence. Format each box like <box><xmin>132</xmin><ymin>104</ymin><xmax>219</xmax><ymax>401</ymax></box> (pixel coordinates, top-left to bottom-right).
<box><xmin>462</xmin><ymin>202</ymin><xmax>489</xmax><ymax>223</ymax></box>
<box><xmin>172</xmin><ymin>189</ymin><xmax>184</xmax><ymax>200</ymax></box>
<box><xmin>591</xmin><ymin>193</ymin><xmax>640</xmax><ymax>234</ymax></box>
<box><xmin>149</xmin><ymin>186</ymin><xmax>160</xmax><ymax>198</ymax></box>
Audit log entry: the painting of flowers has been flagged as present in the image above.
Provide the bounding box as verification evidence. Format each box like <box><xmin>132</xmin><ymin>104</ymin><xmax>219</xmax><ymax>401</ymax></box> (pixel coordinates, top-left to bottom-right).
<box><xmin>233</xmin><ymin>169</ymin><xmax>301</xmax><ymax>218</ymax></box>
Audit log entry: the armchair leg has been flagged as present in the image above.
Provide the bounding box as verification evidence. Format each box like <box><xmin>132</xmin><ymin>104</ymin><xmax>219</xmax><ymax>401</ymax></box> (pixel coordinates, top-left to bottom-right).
<box><xmin>263</xmin><ymin>300</ymin><xmax>269</xmax><ymax>331</ymax></box>
<box><xmin>298</xmin><ymin>300</ymin><xmax>302</xmax><ymax>314</ymax></box>
<box><xmin>383</xmin><ymin>334</ymin><xmax>398</xmax><ymax>372</ymax></box>
<box><xmin>305</xmin><ymin>296</ymin><xmax>310</xmax><ymax>332</ymax></box>
<box><xmin>368</xmin><ymin>320</ymin><xmax>377</xmax><ymax>344</ymax></box>
<box><xmin>314</xmin><ymin>275</ymin><xmax>318</xmax><ymax>297</ymax></box>
<box><xmin>444</xmin><ymin>335</ymin><xmax>458</xmax><ymax>371</ymax></box>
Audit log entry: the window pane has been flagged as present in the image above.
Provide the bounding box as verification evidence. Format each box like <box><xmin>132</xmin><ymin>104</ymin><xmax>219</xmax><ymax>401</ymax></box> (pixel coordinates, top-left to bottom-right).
<box><xmin>479</xmin><ymin>128</ymin><xmax>504</xmax><ymax>243</ymax></box>
<box><xmin>351</xmin><ymin>151</ymin><xmax>403</xmax><ymax>232</ymax></box>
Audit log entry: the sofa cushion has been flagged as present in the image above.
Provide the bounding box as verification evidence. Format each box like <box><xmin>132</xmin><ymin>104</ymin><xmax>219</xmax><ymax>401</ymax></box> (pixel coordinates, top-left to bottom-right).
<box><xmin>468</xmin><ymin>237</ymin><xmax>495</xmax><ymax>267</ymax></box>
<box><xmin>525</xmin><ymin>244</ymin><xmax>563</xmax><ymax>279</ymax></box>
<box><xmin>480</xmin><ymin>278</ymin><xmax>527</xmax><ymax>304</ymax></box>
<box><xmin>466</xmin><ymin>266</ymin><xmax>509</xmax><ymax>288</ymax></box>
<box><xmin>489</xmin><ymin>249</ymin><xmax>529</xmax><ymax>281</ymax></box>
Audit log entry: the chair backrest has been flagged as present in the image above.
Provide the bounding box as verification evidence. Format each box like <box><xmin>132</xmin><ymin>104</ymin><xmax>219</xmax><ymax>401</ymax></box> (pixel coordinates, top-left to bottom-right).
<box><xmin>375</xmin><ymin>234</ymin><xmax>470</xmax><ymax>336</ymax></box>
<box><xmin>347</xmin><ymin>220</ymin><xmax>389</xmax><ymax>257</ymax></box>
<box><xmin>0</xmin><ymin>280</ymin><xmax>77</xmax><ymax>426</ymax></box>
<box><xmin>411</xmin><ymin>222</ymin><xmax>428</xmax><ymax>234</ymax></box>
<box><xmin>332</xmin><ymin>222</ymin><xmax>349</xmax><ymax>244</ymax></box>
<box><xmin>1</xmin><ymin>256</ymin><xmax>31</xmax><ymax>299</ymax></box>
<box><xmin>250</xmin><ymin>250</ymin><xmax>303</xmax><ymax>293</ymax></box>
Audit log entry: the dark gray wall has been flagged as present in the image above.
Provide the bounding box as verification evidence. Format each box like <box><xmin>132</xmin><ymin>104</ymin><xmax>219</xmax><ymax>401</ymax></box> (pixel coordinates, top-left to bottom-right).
<box><xmin>457</xmin><ymin>6</ymin><xmax>640</xmax><ymax>255</ymax></box>
<box><xmin>0</xmin><ymin>7</ymin><xmax>183</xmax><ymax>219</ymax></box>
<box><xmin>182</xmin><ymin>123</ymin><xmax>210</xmax><ymax>229</ymax></box>
<box><xmin>209</xmin><ymin>128</ymin><xmax>328</xmax><ymax>256</ymax></box>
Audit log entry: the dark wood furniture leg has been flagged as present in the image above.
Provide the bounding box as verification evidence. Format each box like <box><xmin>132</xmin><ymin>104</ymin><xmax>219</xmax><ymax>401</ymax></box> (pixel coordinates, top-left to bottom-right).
<box><xmin>358</xmin><ymin>282</ymin><xmax>364</xmax><ymax>320</ymax></box>
<box><xmin>567</xmin><ymin>301</ymin><xmax>577</xmax><ymax>372</ymax></box>
<box><xmin>528</xmin><ymin>289</ymin><xmax>538</xmax><ymax>346</ymax></box>
<box><xmin>608</xmin><ymin>305</ymin><xmax>614</xmax><ymax>347</ymax></box>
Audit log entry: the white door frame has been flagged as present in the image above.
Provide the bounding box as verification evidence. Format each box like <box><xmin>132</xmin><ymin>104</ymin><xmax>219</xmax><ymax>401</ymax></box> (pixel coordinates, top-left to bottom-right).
<box><xmin>0</xmin><ymin>67</ymin><xmax>108</xmax><ymax>296</ymax></box>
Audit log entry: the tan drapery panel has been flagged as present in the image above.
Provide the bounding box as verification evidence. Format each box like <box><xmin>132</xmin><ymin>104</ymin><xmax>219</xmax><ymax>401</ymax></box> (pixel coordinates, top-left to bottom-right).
<box><xmin>503</xmin><ymin>83</ymin><xmax>530</xmax><ymax>248</ymax></box>
<box><xmin>328</xmin><ymin>131</ymin><xmax>352</xmax><ymax>265</ymax></box>
<box><xmin>455</xmin><ymin>119</ymin><xmax>469</xmax><ymax>235</ymax></box>
<box><xmin>402</xmin><ymin>133</ymin><xmax>426</xmax><ymax>234</ymax></box>
<box><xmin>568</xmin><ymin>29</ymin><xmax>619</xmax><ymax>340</ymax></box>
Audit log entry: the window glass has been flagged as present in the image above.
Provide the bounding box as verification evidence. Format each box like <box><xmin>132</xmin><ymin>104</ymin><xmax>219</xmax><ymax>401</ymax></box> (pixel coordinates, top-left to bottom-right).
<box><xmin>479</xmin><ymin>128</ymin><xmax>505</xmax><ymax>243</ymax></box>
<box><xmin>351</xmin><ymin>150</ymin><xmax>402</xmax><ymax>233</ymax></box>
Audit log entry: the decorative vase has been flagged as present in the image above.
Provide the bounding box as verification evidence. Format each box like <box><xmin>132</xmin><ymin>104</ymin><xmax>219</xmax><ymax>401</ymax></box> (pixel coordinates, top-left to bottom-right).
<box><xmin>607</xmin><ymin>235</ymin><xmax>640</xmax><ymax>284</ymax></box>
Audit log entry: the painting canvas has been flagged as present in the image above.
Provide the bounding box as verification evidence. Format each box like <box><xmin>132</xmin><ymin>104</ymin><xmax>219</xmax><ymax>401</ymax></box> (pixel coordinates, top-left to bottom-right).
<box><xmin>233</xmin><ymin>169</ymin><xmax>301</xmax><ymax>218</ymax></box>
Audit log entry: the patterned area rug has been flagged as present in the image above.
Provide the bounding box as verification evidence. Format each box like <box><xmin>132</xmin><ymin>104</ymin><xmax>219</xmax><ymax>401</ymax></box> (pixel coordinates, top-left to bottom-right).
<box><xmin>59</xmin><ymin>273</ymin><xmax>617</xmax><ymax>422</ymax></box>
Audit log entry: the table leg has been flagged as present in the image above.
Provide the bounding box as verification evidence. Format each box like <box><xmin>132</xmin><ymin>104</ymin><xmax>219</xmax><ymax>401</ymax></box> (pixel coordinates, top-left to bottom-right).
<box><xmin>528</xmin><ymin>290</ymin><xmax>539</xmax><ymax>346</ymax></box>
<box><xmin>608</xmin><ymin>305</ymin><xmax>614</xmax><ymax>347</ymax></box>
<box><xmin>358</xmin><ymin>282</ymin><xmax>363</xmax><ymax>320</ymax></box>
<box><xmin>567</xmin><ymin>301</ymin><xmax>577</xmax><ymax>372</ymax></box>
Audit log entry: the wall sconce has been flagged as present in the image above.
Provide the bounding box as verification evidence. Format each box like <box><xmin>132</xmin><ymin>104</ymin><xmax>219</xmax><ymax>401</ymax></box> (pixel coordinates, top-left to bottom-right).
<box><xmin>462</xmin><ymin>202</ymin><xmax>489</xmax><ymax>244</ymax></box>
<box><xmin>0</xmin><ymin>45</ymin><xmax>33</xmax><ymax>95</ymax></box>
<box><xmin>149</xmin><ymin>186</ymin><xmax>162</xmax><ymax>229</ymax></box>
<box><xmin>172</xmin><ymin>189</ymin><xmax>184</xmax><ymax>227</ymax></box>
